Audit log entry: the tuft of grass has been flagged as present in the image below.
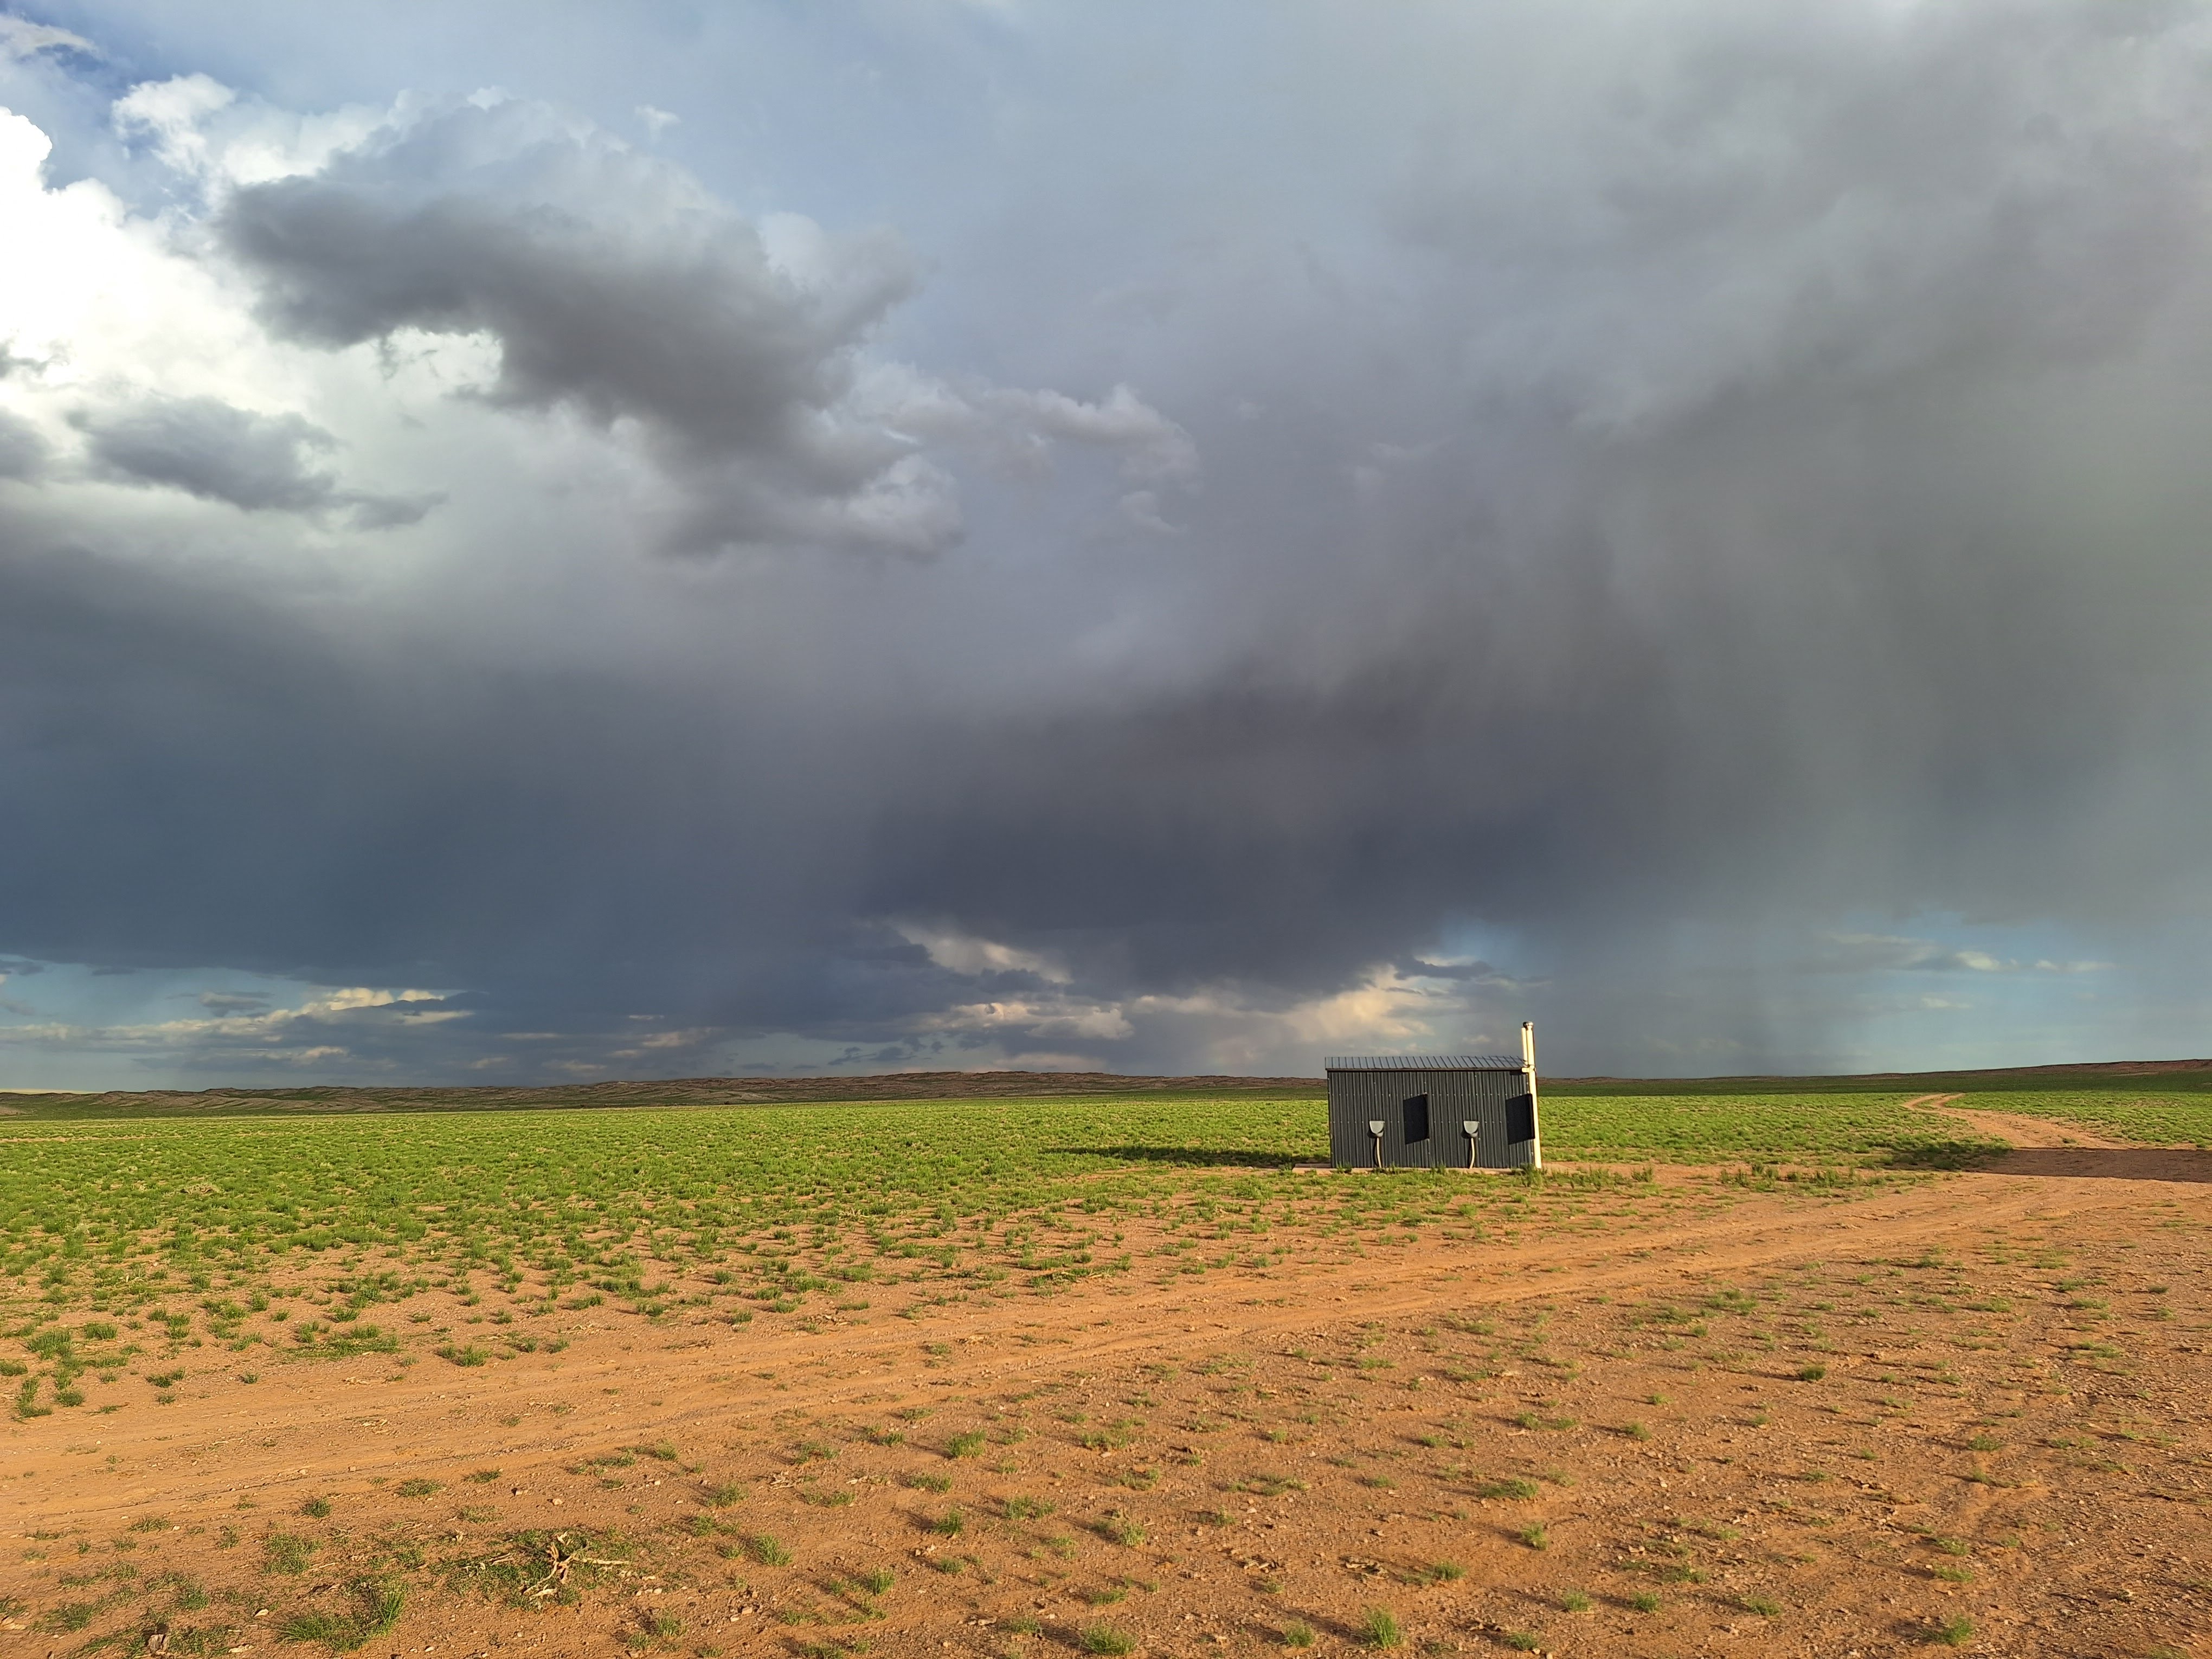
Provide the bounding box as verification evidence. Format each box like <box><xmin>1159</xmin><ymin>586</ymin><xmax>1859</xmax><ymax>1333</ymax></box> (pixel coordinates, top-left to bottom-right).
<box><xmin>704</xmin><ymin>1482</ymin><xmax>746</xmax><ymax>1507</ymax></box>
<box><xmin>1560</xmin><ymin>1589</ymin><xmax>1592</xmax><ymax>1612</ymax></box>
<box><xmin>300</xmin><ymin>1496</ymin><xmax>332</xmax><ymax>1519</ymax></box>
<box><xmin>634</xmin><ymin>1609</ymin><xmax>683</xmax><ymax>1643</ymax></box>
<box><xmin>859</xmin><ymin>1567</ymin><xmax>895</xmax><ymax>1595</ymax></box>
<box><xmin>1515</xmin><ymin>1523</ymin><xmax>1548</xmax><ymax>1551</ymax></box>
<box><xmin>1359</xmin><ymin>1606</ymin><xmax>1403</xmax><ymax>1649</ymax></box>
<box><xmin>1283</xmin><ymin>1622</ymin><xmax>1316</xmax><ymax>1648</ymax></box>
<box><xmin>1096</xmin><ymin>1512</ymin><xmax>1146</xmax><ymax>1546</ymax></box>
<box><xmin>277</xmin><ymin>1577</ymin><xmax>404</xmax><ymax>1651</ymax></box>
<box><xmin>931</xmin><ymin>1509</ymin><xmax>965</xmax><ymax>1537</ymax></box>
<box><xmin>946</xmin><ymin>1431</ymin><xmax>987</xmax><ymax>1459</ymax></box>
<box><xmin>1511</xmin><ymin>1411</ymin><xmax>1577</xmax><ymax>1431</ymax></box>
<box><xmin>1795</xmin><ymin>1364</ymin><xmax>1828</xmax><ymax>1381</ymax></box>
<box><xmin>746</xmin><ymin>1533</ymin><xmax>790</xmax><ymax>1567</ymax></box>
<box><xmin>1473</xmin><ymin>1477</ymin><xmax>1538</xmax><ymax>1500</ymax></box>
<box><xmin>1078</xmin><ymin>1625</ymin><xmax>1136</xmax><ymax>1656</ymax></box>
<box><xmin>263</xmin><ymin>1533</ymin><xmax>318</xmax><ymax>1577</ymax></box>
<box><xmin>1502</xmin><ymin>1636</ymin><xmax>1540</xmax><ymax>1654</ymax></box>
<box><xmin>395</xmin><ymin>1478</ymin><xmax>441</xmax><ymax>1497</ymax></box>
<box><xmin>1926</xmin><ymin>1613</ymin><xmax>1973</xmax><ymax>1647</ymax></box>
<box><xmin>1004</xmin><ymin>1495</ymin><xmax>1055</xmax><ymax>1520</ymax></box>
<box><xmin>1742</xmin><ymin>1594</ymin><xmax>1782</xmax><ymax>1617</ymax></box>
<box><xmin>38</xmin><ymin>1602</ymin><xmax>98</xmax><ymax>1634</ymax></box>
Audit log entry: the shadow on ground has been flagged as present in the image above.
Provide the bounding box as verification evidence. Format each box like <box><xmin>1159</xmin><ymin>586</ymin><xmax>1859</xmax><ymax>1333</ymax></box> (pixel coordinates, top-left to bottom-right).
<box><xmin>1984</xmin><ymin>1147</ymin><xmax>2212</xmax><ymax>1184</ymax></box>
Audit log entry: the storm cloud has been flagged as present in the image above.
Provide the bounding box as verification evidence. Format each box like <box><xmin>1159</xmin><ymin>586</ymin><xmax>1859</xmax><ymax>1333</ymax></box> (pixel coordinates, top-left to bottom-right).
<box><xmin>72</xmin><ymin>393</ymin><xmax>433</xmax><ymax>524</ymax></box>
<box><xmin>1</xmin><ymin>1</ymin><xmax>2210</xmax><ymax>1085</ymax></box>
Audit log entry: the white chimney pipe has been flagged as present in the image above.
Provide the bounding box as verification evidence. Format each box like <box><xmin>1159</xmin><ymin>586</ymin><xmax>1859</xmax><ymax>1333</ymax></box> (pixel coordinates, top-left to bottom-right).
<box><xmin>1521</xmin><ymin>1020</ymin><xmax>1544</xmax><ymax>1171</ymax></box>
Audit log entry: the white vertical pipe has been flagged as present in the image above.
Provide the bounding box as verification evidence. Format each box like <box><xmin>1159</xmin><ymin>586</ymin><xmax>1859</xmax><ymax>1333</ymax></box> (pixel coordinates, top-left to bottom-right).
<box><xmin>1521</xmin><ymin>1020</ymin><xmax>1544</xmax><ymax>1170</ymax></box>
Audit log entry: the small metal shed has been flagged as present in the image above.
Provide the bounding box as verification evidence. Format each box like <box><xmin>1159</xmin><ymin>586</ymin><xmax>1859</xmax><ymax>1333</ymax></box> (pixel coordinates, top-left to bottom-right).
<box><xmin>1324</xmin><ymin>1024</ymin><xmax>1542</xmax><ymax>1171</ymax></box>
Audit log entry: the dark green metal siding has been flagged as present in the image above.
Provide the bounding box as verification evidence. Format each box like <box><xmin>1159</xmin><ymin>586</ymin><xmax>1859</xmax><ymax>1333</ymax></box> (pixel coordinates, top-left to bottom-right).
<box><xmin>1326</xmin><ymin>1065</ymin><xmax>1537</xmax><ymax>1169</ymax></box>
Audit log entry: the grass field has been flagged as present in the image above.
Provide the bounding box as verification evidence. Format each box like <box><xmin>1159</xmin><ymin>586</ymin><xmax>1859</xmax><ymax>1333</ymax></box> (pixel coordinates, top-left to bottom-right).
<box><xmin>2</xmin><ymin>1092</ymin><xmax>1979</xmax><ymax>1296</ymax></box>
<box><xmin>6</xmin><ymin>1078</ymin><xmax>2210</xmax><ymax>1656</ymax></box>
<box><xmin>0</xmin><ymin>1084</ymin><xmax>2196</xmax><ymax>1416</ymax></box>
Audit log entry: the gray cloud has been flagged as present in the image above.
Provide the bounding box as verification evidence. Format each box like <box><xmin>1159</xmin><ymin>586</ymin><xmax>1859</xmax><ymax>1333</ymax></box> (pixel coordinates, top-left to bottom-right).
<box><xmin>2</xmin><ymin>2</ymin><xmax>2211</xmax><ymax>1082</ymax></box>
<box><xmin>72</xmin><ymin>394</ymin><xmax>435</xmax><ymax>525</ymax></box>
<box><xmin>218</xmin><ymin>100</ymin><xmax>937</xmax><ymax>554</ymax></box>
<box><xmin>0</xmin><ymin>408</ymin><xmax>44</xmax><ymax>479</ymax></box>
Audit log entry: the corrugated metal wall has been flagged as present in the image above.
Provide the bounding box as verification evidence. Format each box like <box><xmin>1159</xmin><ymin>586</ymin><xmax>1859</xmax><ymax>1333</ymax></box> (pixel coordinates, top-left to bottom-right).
<box><xmin>1326</xmin><ymin>1068</ymin><xmax>1538</xmax><ymax>1169</ymax></box>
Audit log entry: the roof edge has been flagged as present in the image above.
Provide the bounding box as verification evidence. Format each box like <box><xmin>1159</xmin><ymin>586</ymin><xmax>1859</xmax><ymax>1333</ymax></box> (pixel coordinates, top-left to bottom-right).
<box><xmin>1324</xmin><ymin>1054</ymin><xmax>1523</xmax><ymax>1071</ymax></box>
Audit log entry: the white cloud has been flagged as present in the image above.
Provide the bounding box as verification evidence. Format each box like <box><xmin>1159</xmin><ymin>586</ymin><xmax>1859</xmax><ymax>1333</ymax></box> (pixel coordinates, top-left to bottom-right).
<box><xmin>852</xmin><ymin>364</ymin><xmax>1200</xmax><ymax>500</ymax></box>
<box><xmin>636</xmin><ymin>1027</ymin><xmax>712</xmax><ymax>1049</ymax></box>
<box><xmin>895</xmin><ymin>921</ymin><xmax>1070</xmax><ymax>982</ymax></box>
<box><xmin>886</xmin><ymin>961</ymin><xmax>1506</xmax><ymax>1076</ymax></box>
<box><xmin>0</xmin><ymin>984</ymin><xmax>465</xmax><ymax>1060</ymax></box>
<box><xmin>919</xmin><ymin>997</ymin><xmax>1133</xmax><ymax>1041</ymax></box>
<box><xmin>1820</xmin><ymin>934</ymin><xmax>2117</xmax><ymax>975</ymax></box>
<box><xmin>0</xmin><ymin>16</ymin><xmax>95</xmax><ymax>62</ymax></box>
<box><xmin>111</xmin><ymin>74</ymin><xmax>236</xmax><ymax>175</ymax></box>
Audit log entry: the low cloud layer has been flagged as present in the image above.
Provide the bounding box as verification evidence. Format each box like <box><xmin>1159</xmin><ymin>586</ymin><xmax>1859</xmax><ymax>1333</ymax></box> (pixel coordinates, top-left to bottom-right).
<box><xmin>1</xmin><ymin>2</ymin><xmax>2210</xmax><ymax>1085</ymax></box>
<box><xmin>72</xmin><ymin>393</ymin><xmax>433</xmax><ymax>524</ymax></box>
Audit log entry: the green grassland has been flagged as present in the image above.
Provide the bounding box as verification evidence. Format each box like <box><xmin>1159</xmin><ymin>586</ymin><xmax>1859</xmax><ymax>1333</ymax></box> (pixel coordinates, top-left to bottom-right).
<box><xmin>0</xmin><ymin>1083</ymin><xmax>2200</xmax><ymax>1419</ymax></box>
<box><xmin>0</xmin><ymin>1091</ymin><xmax>1969</xmax><ymax>1323</ymax></box>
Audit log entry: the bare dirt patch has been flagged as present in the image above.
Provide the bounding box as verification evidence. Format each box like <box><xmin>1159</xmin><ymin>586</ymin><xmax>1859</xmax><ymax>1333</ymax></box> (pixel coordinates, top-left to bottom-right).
<box><xmin>5</xmin><ymin>1163</ymin><xmax>2210</xmax><ymax>1658</ymax></box>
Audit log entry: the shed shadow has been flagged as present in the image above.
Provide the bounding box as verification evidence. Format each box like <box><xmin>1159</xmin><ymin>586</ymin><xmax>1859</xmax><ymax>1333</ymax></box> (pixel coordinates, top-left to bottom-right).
<box><xmin>1979</xmin><ymin>1147</ymin><xmax>2212</xmax><ymax>1184</ymax></box>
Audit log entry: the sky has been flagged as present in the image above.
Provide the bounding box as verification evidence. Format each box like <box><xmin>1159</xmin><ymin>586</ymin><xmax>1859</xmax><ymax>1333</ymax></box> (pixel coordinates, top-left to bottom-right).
<box><xmin>3</xmin><ymin>1</ymin><xmax>2212</xmax><ymax>1089</ymax></box>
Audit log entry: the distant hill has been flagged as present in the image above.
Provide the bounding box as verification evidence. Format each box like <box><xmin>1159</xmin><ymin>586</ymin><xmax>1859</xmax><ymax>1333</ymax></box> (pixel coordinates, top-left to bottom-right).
<box><xmin>0</xmin><ymin>1069</ymin><xmax>1327</xmax><ymax>1120</ymax></box>
<box><xmin>1545</xmin><ymin>1057</ymin><xmax>2212</xmax><ymax>1096</ymax></box>
<box><xmin>4</xmin><ymin>1056</ymin><xmax>2207</xmax><ymax>1120</ymax></box>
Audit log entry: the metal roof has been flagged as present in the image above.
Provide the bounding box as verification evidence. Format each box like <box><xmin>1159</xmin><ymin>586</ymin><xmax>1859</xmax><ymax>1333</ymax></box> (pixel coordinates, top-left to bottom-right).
<box><xmin>1324</xmin><ymin>1054</ymin><xmax>1522</xmax><ymax>1071</ymax></box>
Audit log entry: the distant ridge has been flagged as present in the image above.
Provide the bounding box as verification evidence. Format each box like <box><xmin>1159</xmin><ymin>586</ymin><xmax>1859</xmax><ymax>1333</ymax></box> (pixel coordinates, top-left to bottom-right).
<box><xmin>0</xmin><ymin>1069</ymin><xmax>1325</xmax><ymax>1119</ymax></box>
<box><xmin>1559</xmin><ymin>1057</ymin><xmax>2212</xmax><ymax>1084</ymax></box>
<box><xmin>1546</xmin><ymin>1057</ymin><xmax>2212</xmax><ymax>1095</ymax></box>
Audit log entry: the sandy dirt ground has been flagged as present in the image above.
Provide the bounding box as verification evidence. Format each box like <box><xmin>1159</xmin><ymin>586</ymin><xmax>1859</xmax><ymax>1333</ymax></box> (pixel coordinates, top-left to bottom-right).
<box><xmin>5</xmin><ymin>1135</ymin><xmax>2212</xmax><ymax>1658</ymax></box>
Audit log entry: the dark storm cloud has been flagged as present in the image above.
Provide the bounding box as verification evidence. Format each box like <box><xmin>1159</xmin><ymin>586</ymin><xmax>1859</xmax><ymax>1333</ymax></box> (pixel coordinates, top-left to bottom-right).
<box><xmin>72</xmin><ymin>394</ymin><xmax>434</xmax><ymax>525</ymax></box>
<box><xmin>0</xmin><ymin>524</ymin><xmax>986</xmax><ymax>1052</ymax></box>
<box><xmin>217</xmin><ymin>100</ymin><xmax>934</xmax><ymax>553</ymax></box>
<box><xmin>5</xmin><ymin>1</ymin><xmax>2212</xmax><ymax>1080</ymax></box>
